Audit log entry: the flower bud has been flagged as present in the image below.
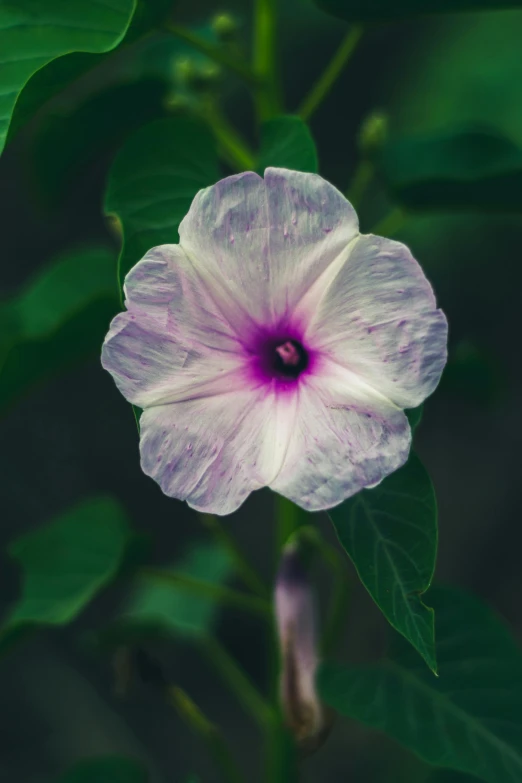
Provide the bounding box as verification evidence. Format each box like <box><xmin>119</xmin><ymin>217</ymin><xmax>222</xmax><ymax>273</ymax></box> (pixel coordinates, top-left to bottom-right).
<box><xmin>275</xmin><ymin>539</ymin><xmax>332</xmax><ymax>755</ymax></box>
<box><xmin>211</xmin><ymin>12</ymin><xmax>240</xmax><ymax>43</ymax></box>
<box><xmin>357</xmin><ymin>111</ymin><xmax>388</xmax><ymax>157</ymax></box>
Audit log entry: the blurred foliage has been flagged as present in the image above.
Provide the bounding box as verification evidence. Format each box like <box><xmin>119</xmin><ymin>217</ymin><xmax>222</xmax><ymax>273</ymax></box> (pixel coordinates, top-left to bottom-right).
<box><xmin>440</xmin><ymin>339</ymin><xmax>506</xmax><ymax>406</ymax></box>
<box><xmin>30</xmin><ymin>79</ymin><xmax>168</xmax><ymax>206</ymax></box>
<box><xmin>104</xmin><ymin>116</ymin><xmax>219</xmax><ymax>290</ymax></box>
<box><xmin>100</xmin><ymin>542</ymin><xmax>233</xmax><ymax>645</ymax></box>
<box><xmin>319</xmin><ymin>586</ymin><xmax>522</xmax><ymax>783</ymax></box>
<box><xmin>4</xmin><ymin>496</ymin><xmax>131</xmax><ymax>631</ymax></box>
<box><xmin>379</xmin><ymin>128</ymin><xmax>522</xmax><ymax>212</ymax></box>
<box><xmin>329</xmin><ymin>455</ymin><xmax>438</xmax><ymax>672</ymax></box>
<box><xmin>405</xmin><ymin>404</ymin><xmax>424</xmax><ymax>431</ymax></box>
<box><xmin>0</xmin><ymin>0</ymin><xmax>137</xmax><ymax>155</ymax></box>
<box><xmin>314</xmin><ymin>0</ymin><xmax>522</xmax><ymax>21</ymax></box>
<box><xmin>57</xmin><ymin>756</ymin><xmax>148</xmax><ymax>783</ymax></box>
<box><xmin>0</xmin><ymin>246</ymin><xmax>118</xmax><ymax>415</ymax></box>
<box><xmin>258</xmin><ymin>115</ymin><xmax>318</xmax><ymax>173</ymax></box>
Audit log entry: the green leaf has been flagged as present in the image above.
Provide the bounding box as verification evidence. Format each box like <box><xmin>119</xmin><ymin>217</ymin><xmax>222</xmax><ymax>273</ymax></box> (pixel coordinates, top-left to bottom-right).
<box><xmin>328</xmin><ymin>454</ymin><xmax>438</xmax><ymax>672</ymax></box>
<box><xmin>319</xmin><ymin>586</ymin><xmax>522</xmax><ymax>783</ymax></box>
<box><xmin>0</xmin><ymin>0</ymin><xmax>137</xmax><ymax>156</ymax></box>
<box><xmin>0</xmin><ymin>246</ymin><xmax>118</xmax><ymax>415</ymax></box>
<box><xmin>258</xmin><ymin>115</ymin><xmax>318</xmax><ymax>174</ymax></box>
<box><xmin>5</xmin><ymin>497</ymin><xmax>131</xmax><ymax>629</ymax></box>
<box><xmin>380</xmin><ymin>129</ymin><xmax>522</xmax><ymax>212</ymax></box>
<box><xmin>314</xmin><ymin>0</ymin><xmax>522</xmax><ymax>21</ymax></box>
<box><xmin>106</xmin><ymin>542</ymin><xmax>233</xmax><ymax>643</ymax></box>
<box><xmin>58</xmin><ymin>756</ymin><xmax>148</xmax><ymax>783</ymax></box>
<box><xmin>104</xmin><ymin>116</ymin><xmax>219</xmax><ymax>291</ymax></box>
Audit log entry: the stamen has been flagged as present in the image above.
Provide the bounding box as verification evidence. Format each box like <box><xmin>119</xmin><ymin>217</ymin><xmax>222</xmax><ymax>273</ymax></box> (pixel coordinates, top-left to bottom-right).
<box><xmin>275</xmin><ymin>341</ymin><xmax>301</xmax><ymax>367</ymax></box>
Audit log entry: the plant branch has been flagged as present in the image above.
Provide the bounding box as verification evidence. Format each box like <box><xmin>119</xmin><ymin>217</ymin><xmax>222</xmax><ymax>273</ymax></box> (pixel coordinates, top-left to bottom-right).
<box><xmin>140</xmin><ymin>568</ymin><xmax>272</xmax><ymax>618</ymax></box>
<box><xmin>299</xmin><ymin>26</ymin><xmax>363</xmax><ymax>121</ymax></box>
<box><xmin>199</xmin><ymin>513</ymin><xmax>269</xmax><ymax>598</ymax></box>
<box><xmin>165</xmin><ymin>22</ymin><xmax>261</xmax><ymax>88</ymax></box>
<box><xmin>253</xmin><ymin>0</ymin><xmax>282</xmax><ymax>121</ymax></box>
<box><xmin>168</xmin><ymin>685</ymin><xmax>246</xmax><ymax>783</ymax></box>
<box><xmin>201</xmin><ymin>636</ymin><xmax>275</xmax><ymax>727</ymax></box>
<box><xmin>200</xmin><ymin>102</ymin><xmax>256</xmax><ymax>170</ymax></box>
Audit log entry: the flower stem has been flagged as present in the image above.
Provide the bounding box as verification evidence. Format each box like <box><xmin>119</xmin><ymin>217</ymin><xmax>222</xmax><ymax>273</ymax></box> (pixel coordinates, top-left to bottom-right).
<box><xmin>274</xmin><ymin>495</ymin><xmax>302</xmax><ymax>557</ymax></box>
<box><xmin>299</xmin><ymin>25</ymin><xmax>364</xmax><ymax>121</ymax></box>
<box><xmin>139</xmin><ymin>568</ymin><xmax>271</xmax><ymax>618</ymax></box>
<box><xmin>201</xmin><ymin>102</ymin><xmax>256</xmax><ymax>171</ymax></box>
<box><xmin>253</xmin><ymin>0</ymin><xmax>282</xmax><ymax>122</ymax></box>
<box><xmin>168</xmin><ymin>685</ymin><xmax>246</xmax><ymax>783</ymax></box>
<box><xmin>201</xmin><ymin>636</ymin><xmax>275</xmax><ymax>727</ymax></box>
<box><xmin>164</xmin><ymin>22</ymin><xmax>260</xmax><ymax>89</ymax></box>
<box><xmin>371</xmin><ymin>206</ymin><xmax>407</xmax><ymax>238</ymax></box>
<box><xmin>199</xmin><ymin>513</ymin><xmax>269</xmax><ymax>599</ymax></box>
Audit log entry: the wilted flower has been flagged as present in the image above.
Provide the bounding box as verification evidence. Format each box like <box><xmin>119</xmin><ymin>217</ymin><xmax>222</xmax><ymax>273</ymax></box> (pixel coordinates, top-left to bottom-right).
<box><xmin>275</xmin><ymin>539</ymin><xmax>332</xmax><ymax>753</ymax></box>
<box><xmin>102</xmin><ymin>168</ymin><xmax>447</xmax><ymax>515</ymax></box>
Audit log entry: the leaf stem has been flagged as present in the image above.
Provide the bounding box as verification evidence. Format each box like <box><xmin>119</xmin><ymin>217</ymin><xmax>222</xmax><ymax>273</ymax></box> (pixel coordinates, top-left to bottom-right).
<box><xmin>165</xmin><ymin>22</ymin><xmax>261</xmax><ymax>88</ymax></box>
<box><xmin>299</xmin><ymin>26</ymin><xmax>363</xmax><ymax>121</ymax></box>
<box><xmin>347</xmin><ymin>158</ymin><xmax>374</xmax><ymax>208</ymax></box>
<box><xmin>201</xmin><ymin>636</ymin><xmax>275</xmax><ymax>727</ymax></box>
<box><xmin>200</xmin><ymin>102</ymin><xmax>256</xmax><ymax>171</ymax></box>
<box><xmin>253</xmin><ymin>0</ymin><xmax>282</xmax><ymax>121</ymax></box>
<box><xmin>139</xmin><ymin>568</ymin><xmax>272</xmax><ymax>618</ymax></box>
<box><xmin>168</xmin><ymin>685</ymin><xmax>246</xmax><ymax>783</ymax></box>
<box><xmin>199</xmin><ymin>513</ymin><xmax>269</xmax><ymax>598</ymax></box>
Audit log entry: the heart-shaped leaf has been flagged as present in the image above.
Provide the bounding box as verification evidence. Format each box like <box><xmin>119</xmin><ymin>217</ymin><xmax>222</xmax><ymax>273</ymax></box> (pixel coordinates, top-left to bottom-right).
<box><xmin>0</xmin><ymin>0</ymin><xmax>136</xmax><ymax>155</ymax></box>
<box><xmin>4</xmin><ymin>496</ymin><xmax>131</xmax><ymax>630</ymax></box>
<box><xmin>328</xmin><ymin>455</ymin><xmax>438</xmax><ymax>672</ymax></box>
<box><xmin>104</xmin><ymin>116</ymin><xmax>219</xmax><ymax>292</ymax></box>
<box><xmin>319</xmin><ymin>586</ymin><xmax>522</xmax><ymax>783</ymax></box>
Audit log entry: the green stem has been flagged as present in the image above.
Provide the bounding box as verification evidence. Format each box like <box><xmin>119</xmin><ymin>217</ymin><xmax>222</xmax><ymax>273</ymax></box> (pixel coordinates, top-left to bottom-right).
<box><xmin>253</xmin><ymin>0</ymin><xmax>281</xmax><ymax>121</ymax></box>
<box><xmin>347</xmin><ymin>158</ymin><xmax>374</xmax><ymax>208</ymax></box>
<box><xmin>169</xmin><ymin>685</ymin><xmax>246</xmax><ymax>783</ymax></box>
<box><xmin>299</xmin><ymin>26</ymin><xmax>364</xmax><ymax>121</ymax></box>
<box><xmin>371</xmin><ymin>206</ymin><xmax>407</xmax><ymax>237</ymax></box>
<box><xmin>140</xmin><ymin>568</ymin><xmax>271</xmax><ymax>618</ymax></box>
<box><xmin>274</xmin><ymin>495</ymin><xmax>302</xmax><ymax>556</ymax></box>
<box><xmin>202</xmin><ymin>636</ymin><xmax>275</xmax><ymax>727</ymax></box>
<box><xmin>201</xmin><ymin>102</ymin><xmax>256</xmax><ymax>170</ymax></box>
<box><xmin>165</xmin><ymin>22</ymin><xmax>260</xmax><ymax>88</ymax></box>
<box><xmin>199</xmin><ymin>513</ymin><xmax>269</xmax><ymax>598</ymax></box>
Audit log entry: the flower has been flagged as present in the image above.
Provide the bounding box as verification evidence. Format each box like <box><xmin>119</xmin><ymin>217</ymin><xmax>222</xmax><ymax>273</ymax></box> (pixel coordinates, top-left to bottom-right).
<box><xmin>275</xmin><ymin>538</ymin><xmax>332</xmax><ymax>754</ymax></box>
<box><xmin>101</xmin><ymin>168</ymin><xmax>447</xmax><ymax>515</ymax></box>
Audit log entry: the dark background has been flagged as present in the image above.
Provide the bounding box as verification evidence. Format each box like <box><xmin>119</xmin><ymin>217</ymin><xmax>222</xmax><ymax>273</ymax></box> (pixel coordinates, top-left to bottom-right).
<box><xmin>1</xmin><ymin>1</ymin><xmax>521</xmax><ymax>781</ymax></box>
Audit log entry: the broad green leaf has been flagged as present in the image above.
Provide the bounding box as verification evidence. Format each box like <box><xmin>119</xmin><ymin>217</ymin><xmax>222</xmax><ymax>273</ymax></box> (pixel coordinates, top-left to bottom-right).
<box><xmin>314</xmin><ymin>0</ymin><xmax>522</xmax><ymax>21</ymax></box>
<box><xmin>380</xmin><ymin>129</ymin><xmax>522</xmax><ymax>212</ymax></box>
<box><xmin>405</xmin><ymin>404</ymin><xmax>424</xmax><ymax>431</ymax></box>
<box><xmin>105</xmin><ymin>542</ymin><xmax>233</xmax><ymax>643</ymax></box>
<box><xmin>328</xmin><ymin>455</ymin><xmax>438</xmax><ymax>672</ymax></box>
<box><xmin>31</xmin><ymin>80</ymin><xmax>167</xmax><ymax>205</ymax></box>
<box><xmin>5</xmin><ymin>497</ymin><xmax>131</xmax><ymax>629</ymax></box>
<box><xmin>0</xmin><ymin>246</ymin><xmax>118</xmax><ymax>414</ymax></box>
<box><xmin>58</xmin><ymin>756</ymin><xmax>148</xmax><ymax>783</ymax></box>
<box><xmin>0</xmin><ymin>0</ymin><xmax>137</xmax><ymax>155</ymax></box>
<box><xmin>319</xmin><ymin>586</ymin><xmax>522</xmax><ymax>783</ymax></box>
<box><xmin>258</xmin><ymin>115</ymin><xmax>318</xmax><ymax>174</ymax></box>
<box><xmin>104</xmin><ymin>116</ymin><xmax>219</xmax><ymax>291</ymax></box>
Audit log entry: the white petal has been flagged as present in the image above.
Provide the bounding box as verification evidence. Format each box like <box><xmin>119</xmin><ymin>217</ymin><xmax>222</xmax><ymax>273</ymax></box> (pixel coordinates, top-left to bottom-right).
<box><xmin>177</xmin><ymin>168</ymin><xmax>359</xmax><ymax>325</ymax></box>
<box><xmin>305</xmin><ymin>234</ymin><xmax>448</xmax><ymax>409</ymax></box>
<box><xmin>270</xmin><ymin>367</ymin><xmax>411</xmax><ymax>511</ymax></box>
<box><xmin>139</xmin><ymin>388</ymin><xmax>297</xmax><ymax>515</ymax></box>
<box><xmin>102</xmin><ymin>245</ymin><xmax>247</xmax><ymax>408</ymax></box>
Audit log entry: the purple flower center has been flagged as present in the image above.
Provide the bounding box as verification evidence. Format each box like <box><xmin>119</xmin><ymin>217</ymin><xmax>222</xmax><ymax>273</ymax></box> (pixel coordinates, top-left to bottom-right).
<box><xmin>273</xmin><ymin>339</ymin><xmax>309</xmax><ymax>378</ymax></box>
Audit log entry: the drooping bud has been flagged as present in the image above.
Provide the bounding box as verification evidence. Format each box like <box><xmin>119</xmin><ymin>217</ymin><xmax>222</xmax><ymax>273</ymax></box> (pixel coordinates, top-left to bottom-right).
<box><xmin>357</xmin><ymin>111</ymin><xmax>388</xmax><ymax>157</ymax></box>
<box><xmin>275</xmin><ymin>537</ymin><xmax>332</xmax><ymax>755</ymax></box>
